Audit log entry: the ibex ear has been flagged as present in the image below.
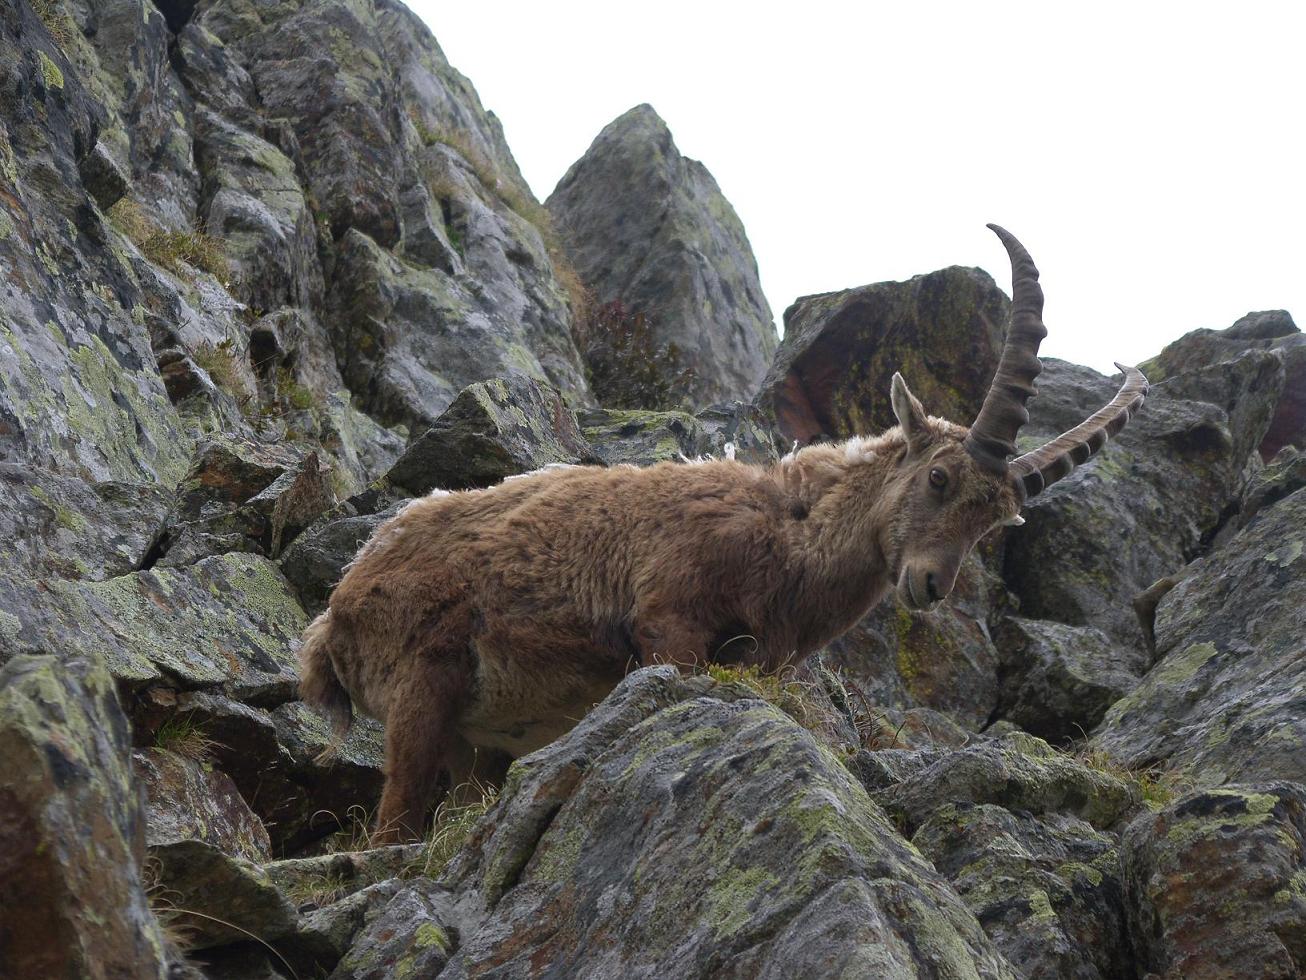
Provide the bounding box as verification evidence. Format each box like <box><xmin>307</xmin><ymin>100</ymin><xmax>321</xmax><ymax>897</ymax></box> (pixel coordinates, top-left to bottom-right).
<box><xmin>891</xmin><ymin>372</ymin><xmax>931</xmax><ymax>456</ymax></box>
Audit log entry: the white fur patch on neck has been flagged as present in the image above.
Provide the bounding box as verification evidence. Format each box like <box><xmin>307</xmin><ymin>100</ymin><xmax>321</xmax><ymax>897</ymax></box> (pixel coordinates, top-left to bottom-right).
<box><xmin>841</xmin><ymin>429</ymin><xmax>901</xmax><ymax>464</ymax></box>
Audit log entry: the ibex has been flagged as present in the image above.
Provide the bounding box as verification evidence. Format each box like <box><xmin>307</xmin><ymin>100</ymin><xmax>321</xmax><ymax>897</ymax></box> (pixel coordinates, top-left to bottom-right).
<box><xmin>300</xmin><ymin>225</ymin><xmax>1148</xmax><ymax>843</ymax></box>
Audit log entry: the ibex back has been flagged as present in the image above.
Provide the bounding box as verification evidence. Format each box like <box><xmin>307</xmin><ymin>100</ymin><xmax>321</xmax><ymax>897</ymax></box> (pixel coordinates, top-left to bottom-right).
<box><xmin>299</xmin><ymin>225</ymin><xmax>1148</xmax><ymax>843</ymax></box>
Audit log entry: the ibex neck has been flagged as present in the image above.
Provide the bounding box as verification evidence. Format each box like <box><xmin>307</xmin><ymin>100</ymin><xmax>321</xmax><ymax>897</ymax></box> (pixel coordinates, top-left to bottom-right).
<box><xmin>770</xmin><ymin>438</ymin><xmax>904</xmax><ymax>652</ymax></box>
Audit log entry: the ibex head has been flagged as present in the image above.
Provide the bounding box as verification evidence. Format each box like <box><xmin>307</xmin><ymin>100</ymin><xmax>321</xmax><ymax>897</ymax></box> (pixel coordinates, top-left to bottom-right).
<box><xmin>882</xmin><ymin>224</ymin><xmax>1148</xmax><ymax>610</ymax></box>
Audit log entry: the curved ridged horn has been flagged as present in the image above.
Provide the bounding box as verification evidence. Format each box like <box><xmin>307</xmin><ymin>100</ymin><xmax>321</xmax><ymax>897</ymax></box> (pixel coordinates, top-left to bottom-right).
<box><xmin>963</xmin><ymin>224</ymin><xmax>1049</xmax><ymax>474</ymax></box>
<box><xmin>1011</xmin><ymin>364</ymin><xmax>1149</xmax><ymax>498</ymax></box>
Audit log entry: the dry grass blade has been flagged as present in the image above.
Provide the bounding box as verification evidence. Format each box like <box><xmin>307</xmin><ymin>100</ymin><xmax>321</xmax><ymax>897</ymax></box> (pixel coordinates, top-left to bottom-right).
<box><xmin>408</xmin><ymin>778</ymin><xmax>499</xmax><ymax>879</ymax></box>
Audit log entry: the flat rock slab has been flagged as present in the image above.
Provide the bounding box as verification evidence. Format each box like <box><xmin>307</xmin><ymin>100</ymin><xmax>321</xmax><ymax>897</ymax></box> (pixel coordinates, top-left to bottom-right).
<box><xmin>0</xmin><ymin>552</ymin><xmax>306</xmax><ymax>695</ymax></box>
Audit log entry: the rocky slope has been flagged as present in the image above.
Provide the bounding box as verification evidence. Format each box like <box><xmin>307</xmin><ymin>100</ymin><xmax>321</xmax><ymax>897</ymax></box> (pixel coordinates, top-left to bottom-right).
<box><xmin>1</xmin><ymin>1</ymin><xmax>1304</xmax><ymax>978</ymax></box>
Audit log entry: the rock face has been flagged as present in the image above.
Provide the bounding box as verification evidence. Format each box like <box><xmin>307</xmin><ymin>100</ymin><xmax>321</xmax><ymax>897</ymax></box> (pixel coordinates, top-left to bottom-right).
<box><xmin>338</xmin><ymin>667</ymin><xmax>1018</xmax><ymax>979</ymax></box>
<box><xmin>1002</xmin><ymin>356</ymin><xmax>1281</xmax><ymax>649</ymax></box>
<box><xmin>1122</xmin><ymin>783</ymin><xmax>1306</xmax><ymax>978</ymax></box>
<box><xmin>757</xmin><ymin>266</ymin><xmax>1010</xmax><ymax>443</ymax></box>
<box><xmin>4</xmin><ymin>0</ymin><xmax>1304</xmax><ymax>974</ymax></box>
<box><xmin>548</xmin><ymin>105</ymin><xmax>778</xmax><ymax>408</ymax></box>
<box><xmin>1090</xmin><ymin>485</ymin><xmax>1306</xmax><ymax>785</ymax></box>
<box><xmin>1141</xmin><ymin>309</ymin><xmax>1303</xmax><ymax>459</ymax></box>
<box><xmin>0</xmin><ymin>653</ymin><xmax>168</xmax><ymax>979</ymax></box>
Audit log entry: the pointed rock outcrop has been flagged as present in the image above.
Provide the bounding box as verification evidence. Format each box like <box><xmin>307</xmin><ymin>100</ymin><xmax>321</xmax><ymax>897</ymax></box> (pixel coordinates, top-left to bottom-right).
<box><xmin>548</xmin><ymin>105</ymin><xmax>777</xmax><ymax>408</ymax></box>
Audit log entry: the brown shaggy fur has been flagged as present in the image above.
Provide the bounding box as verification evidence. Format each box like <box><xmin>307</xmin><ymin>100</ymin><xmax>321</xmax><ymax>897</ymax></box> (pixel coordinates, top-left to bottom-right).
<box><xmin>299</xmin><ymin>378</ymin><xmax>1024</xmax><ymax>842</ymax></box>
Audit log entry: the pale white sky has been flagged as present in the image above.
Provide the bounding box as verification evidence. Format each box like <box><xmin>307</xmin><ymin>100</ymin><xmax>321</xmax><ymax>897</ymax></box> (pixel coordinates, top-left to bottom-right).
<box><xmin>410</xmin><ymin>1</ymin><xmax>1304</xmax><ymax>374</ymax></box>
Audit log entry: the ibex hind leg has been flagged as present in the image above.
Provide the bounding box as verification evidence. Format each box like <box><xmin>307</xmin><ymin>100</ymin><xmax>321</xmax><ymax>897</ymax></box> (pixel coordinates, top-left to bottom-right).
<box><xmin>374</xmin><ymin>661</ymin><xmax>471</xmax><ymax>845</ymax></box>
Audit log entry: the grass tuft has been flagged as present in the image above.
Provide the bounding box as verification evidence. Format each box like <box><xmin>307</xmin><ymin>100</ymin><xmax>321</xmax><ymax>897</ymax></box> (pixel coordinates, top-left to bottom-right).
<box><xmin>32</xmin><ymin>0</ymin><xmax>74</xmax><ymax>49</ymax></box>
<box><xmin>191</xmin><ymin>338</ymin><xmax>250</xmax><ymax>403</ymax></box>
<box><xmin>705</xmin><ymin>663</ymin><xmax>848</xmax><ymax>748</ymax></box>
<box><xmin>406</xmin><ymin>780</ymin><xmax>499</xmax><ymax>879</ymax></box>
<box><xmin>152</xmin><ymin>715</ymin><xmax>220</xmax><ymax>765</ymax></box>
<box><xmin>107</xmin><ymin>198</ymin><xmax>231</xmax><ymax>282</ymax></box>
<box><xmin>286</xmin><ymin>872</ymin><xmax>352</xmax><ymax>910</ymax></box>
<box><xmin>1076</xmin><ymin>747</ymin><xmax>1191</xmax><ymax>810</ymax></box>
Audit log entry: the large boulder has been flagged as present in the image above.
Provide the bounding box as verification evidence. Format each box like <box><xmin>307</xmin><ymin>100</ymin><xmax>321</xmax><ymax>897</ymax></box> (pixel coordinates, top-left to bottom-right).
<box><xmin>870</xmin><ymin>732</ymin><xmax>1139</xmax><ymax>837</ymax></box>
<box><xmin>992</xmin><ymin>617</ymin><xmax>1147</xmax><ymax>743</ymax></box>
<box><xmin>0</xmin><ymin>463</ymin><xmax>171</xmax><ymax>581</ymax></box>
<box><xmin>914</xmin><ymin>803</ymin><xmax>1131</xmax><ymax>980</ymax></box>
<box><xmin>0</xmin><ymin>653</ymin><xmax>168</xmax><ymax>978</ymax></box>
<box><xmin>1122</xmin><ymin>783</ymin><xmax>1306</xmax><ymax>979</ymax></box>
<box><xmin>1002</xmin><ymin>356</ymin><xmax>1281</xmax><ymax>649</ymax></box>
<box><xmin>549</xmin><ymin>104</ymin><xmax>778</xmax><ymax>409</ymax></box>
<box><xmin>757</xmin><ymin>266</ymin><xmax>1010</xmax><ymax>443</ymax></box>
<box><xmin>339</xmin><ymin>667</ymin><xmax>1018</xmax><ymax>978</ymax></box>
<box><xmin>1141</xmin><ymin>309</ymin><xmax>1303</xmax><ymax>459</ymax></box>
<box><xmin>1090</xmin><ymin>486</ymin><xmax>1306</xmax><ymax>785</ymax></box>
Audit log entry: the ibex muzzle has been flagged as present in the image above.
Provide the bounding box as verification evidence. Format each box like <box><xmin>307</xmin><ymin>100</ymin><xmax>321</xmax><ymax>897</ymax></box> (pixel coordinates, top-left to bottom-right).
<box><xmin>299</xmin><ymin>225</ymin><xmax>1148</xmax><ymax>843</ymax></box>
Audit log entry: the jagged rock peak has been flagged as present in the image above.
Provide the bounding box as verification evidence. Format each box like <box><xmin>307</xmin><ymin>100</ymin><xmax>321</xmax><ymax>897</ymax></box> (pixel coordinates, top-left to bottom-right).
<box><xmin>549</xmin><ymin>103</ymin><xmax>778</xmax><ymax>409</ymax></box>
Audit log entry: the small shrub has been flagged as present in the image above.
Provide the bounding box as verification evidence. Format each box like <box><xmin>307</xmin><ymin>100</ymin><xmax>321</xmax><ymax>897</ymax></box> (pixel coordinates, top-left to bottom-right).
<box><xmin>152</xmin><ymin>715</ymin><xmax>219</xmax><ymax>765</ymax></box>
<box><xmin>573</xmin><ymin>299</ymin><xmax>692</xmax><ymax>410</ymax></box>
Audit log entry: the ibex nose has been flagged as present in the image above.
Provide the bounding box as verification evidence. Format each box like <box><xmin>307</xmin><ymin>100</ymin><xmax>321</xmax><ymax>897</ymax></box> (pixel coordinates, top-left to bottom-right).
<box><xmin>925</xmin><ymin>572</ymin><xmax>941</xmax><ymax>603</ymax></box>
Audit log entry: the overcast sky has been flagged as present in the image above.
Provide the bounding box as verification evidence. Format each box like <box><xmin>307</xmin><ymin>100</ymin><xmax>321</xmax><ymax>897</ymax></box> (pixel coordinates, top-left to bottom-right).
<box><xmin>410</xmin><ymin>1</ymin><xmax>1303</xmax><ymax>375</ymax></box>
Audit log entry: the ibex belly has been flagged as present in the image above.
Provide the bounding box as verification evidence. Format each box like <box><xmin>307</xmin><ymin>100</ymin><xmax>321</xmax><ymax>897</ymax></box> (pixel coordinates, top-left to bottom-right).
<box><xmin>457</xmin><ymin>641</ymin><xmax>627</xmax><ymax>757</ymax></box>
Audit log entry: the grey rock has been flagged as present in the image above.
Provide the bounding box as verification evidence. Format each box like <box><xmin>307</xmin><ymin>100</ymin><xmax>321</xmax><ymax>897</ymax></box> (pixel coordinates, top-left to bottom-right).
<box><xmin>149</xmin><ymin>838</ymin><xmax>297</xmax><ymax>949</ymax></box>
<box><xmin>159</xmin><ymin>438</ymin><xmax>336</xmax><ymax>565</ymax></box>
<box><xmin>758</xmin><ymin>265</ymin><xmax>1010</xmax><ymax>443</ymax></box>
<box><xmin>0</xmin><ymin>463</ymin><xmax>171</xmax><ymax>581</ymax></box>
<box><xmin>385</xmin><ymin>376</ymin><xmax>602</xmax><ymax>495</ymax></box>
<box><xmin>280</xmin><ymin>504</ymin><xmax>405</xmax><ymax>616</ymax></box>
<box><xmin>1002</xmin><ymin>358</ymin><xmax>1271</xmax><ymax>649</ymax></box>
<box><xmin>549</xmin><ymin>104</ymin><xmax>778</xmax><ymax>408</ymax></box>
<box><xmin>580</xmin><ymin>402</ymin><xmax>781</xmax><ymax>467</ymax></box>
<box><xmin>874</xmin><ymin>732</ymin><xmax>1140</xmax><ymax>836</ymax></box>
<box><xmin>1142</xmin><ymin>309</ymin><xmax>1303</xmax><ymax>459</ymax></box>
<box><xmin>330</xmin><ymin>882</ymin><xmax>457</xmax><ymax>980</ymax></box>
<box><xmin>78</xmin><ymin>138</ymin><xmax>129</xmax><ymax>209</ymax></box>
<box><xmin>822</xmin><ymin>550</ymin><xmax>1009</xmax><ymax>730</ymax></box>
<box><xmin>0</xmin><ymin>653</ymin><xmax>168</xmax><ymax>978</ymax></box>
<box><xmin>415</xmin><ymin>667</ymin><xmax>1016</xmax><ymax>978</ymax></box>
<box><xmin>135</xmin><ymin>747</ymin><xmax>271</xmax><ymax>863</ymax></box>
<box><xmin>993</xmin><ymin>617</ymin><xmax>1148</xmax><ymax>743</ymax></box>
<box><xmin>0</xmin><ymin>552</ymin><xmax>306</xmax><ymax>694</ymax></box>
<box><xmin>327</xmin><ymin>228</ymin><xmax>587</xmax><ymax>430</ymax></box>
<box><xmin>914</xmin><ymin>803</ymin><xmax>1131</xmax><ymax>980</ymax></box>
<box><xmin>1090</xmin><ymin>487</ymin><xmax>1306</xmax><ymax>785</ymax></box>
<box><xmin>1239</xmin><ymin>444</ymin><xmax>1306</xmax><ymax>527</ymax></box>
<box><xmin>151</xmin><ymin>691</ymin><xmax>384</xmax><ymax>855</ymax></box>
<box><xmin>1122</xmin><ymin>782</ymin><xmax>1306</xmax><ymax>979</ymax></box>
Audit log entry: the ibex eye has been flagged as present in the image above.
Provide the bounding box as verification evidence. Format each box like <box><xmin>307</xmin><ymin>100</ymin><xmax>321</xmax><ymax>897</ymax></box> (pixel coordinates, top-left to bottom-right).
<box><xmin>929</xmin><ymin>467</ymin><xmax>948</xmax><ymax>489</ymax></box>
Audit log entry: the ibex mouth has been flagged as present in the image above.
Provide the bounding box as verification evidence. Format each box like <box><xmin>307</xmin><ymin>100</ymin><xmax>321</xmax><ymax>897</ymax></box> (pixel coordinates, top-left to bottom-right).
<box><xmin>899</xmin><ymin>569</ymin><xmax>942</xmax><ymax>612</ymax></box>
